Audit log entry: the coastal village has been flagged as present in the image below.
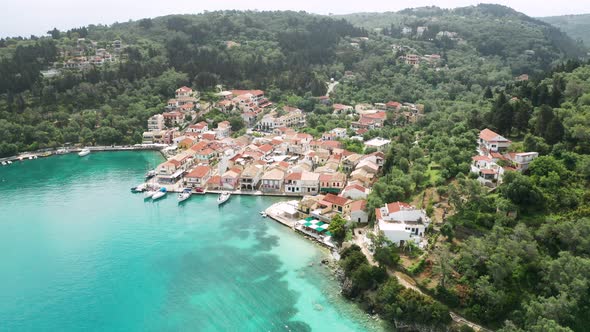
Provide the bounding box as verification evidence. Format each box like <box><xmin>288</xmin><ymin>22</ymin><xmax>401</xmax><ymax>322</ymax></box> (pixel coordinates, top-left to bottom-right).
<box><xmin>134</xmin><ymin>85</ymin><xmax>538</xmax><ymax>251</ymax></box>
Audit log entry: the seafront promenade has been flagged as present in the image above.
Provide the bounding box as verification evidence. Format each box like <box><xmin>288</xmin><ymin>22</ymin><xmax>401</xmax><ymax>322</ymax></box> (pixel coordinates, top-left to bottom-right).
<box><xmin>0</xmin><ymin>144</ymin><xmax>166</xmax><ymax>164</ymax></box>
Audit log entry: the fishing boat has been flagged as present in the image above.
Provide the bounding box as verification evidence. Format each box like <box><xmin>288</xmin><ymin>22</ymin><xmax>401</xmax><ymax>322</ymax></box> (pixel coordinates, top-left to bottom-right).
<box><xmin>217</xmin><ymin>191</ymin><xmax>231</xmax><ymax>205</ymax></box>
<box><xmin>152</xmin><ymin>187</ymin><xmax>167</xmax><ymax>200</ymax></box>
<box><xmin>177</xmin><ymin>188</ymin><xmax>192</xmax><ymax>203</ymax></box>
<box><xmin>78</xmin><ymin>148</ymin><xmax>91</xmax><ymax>157</ymax></box>
<box><xmin>145</xmin><ymin>169</ymin><xmax>157</xmax><ymax>180</ymax></box>
<box><xmin>131</xmin><ymin>183</ymin><xmax>147</xmax><ymax>193</ymax></box>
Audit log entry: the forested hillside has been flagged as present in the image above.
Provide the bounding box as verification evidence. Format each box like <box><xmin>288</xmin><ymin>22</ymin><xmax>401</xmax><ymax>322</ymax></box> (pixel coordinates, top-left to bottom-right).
<box><xmin>541</xmin><ymin>14</ymin><xmax>590</xmax><ymax>46</ymax></box>
<box><xmin>0</xmin><ymin>6</ymin><xmax>585</xmax><ymax>156</ymax></box>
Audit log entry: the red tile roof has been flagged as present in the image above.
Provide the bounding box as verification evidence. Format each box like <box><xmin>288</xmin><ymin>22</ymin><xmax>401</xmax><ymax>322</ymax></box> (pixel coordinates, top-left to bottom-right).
<box><xmin>350</xmin><ymin>200</ymin><xmax>367</xmax><ymax>212</ymax></box>
<box><xmin>197</xmin><ymin>148</ymin><xmax>215</xmax><ymax>156</ymax></box>
<box><xmin>176</xmin><ymin>86</ymin><xmax>192</xmax><ymax>92</ymax></box>
<box><xmin>386</xmin><ymin>101</ymin><xmax>401</xmax><ymax>108</ymax></box>
<box><xmin>386</xmin><ymin>201</ymin><xmax>412</xmax><ymax>214</ymax></box>
<box><xmin>179</xmin><ymin>138</ymin><xmax>194</xmax><ymax>146</ymax></box>
<box><xmin>207</xmin><ymin>175</ymin><xmax>221</xmax><ymax>185</ymax></box>
<box><xmin>258</xmin><ymin>144</ymin><xmax>273</xmax><ymax>153</ymax></box>
<box><xmin>186</xmin><ymin>166</ymin><xmax>211</xmax><ymax>178</ymax></box>
<box><xmin>285</xmin><ymin>172</ymin><xmax>303</xmax><ymax>181</ymax></box>
<box><xmin>190</xmin><ymin>141</ymin><xmax>208</xmax><ymax>151</ymax></box>
<box><xmin>479</xmin><ymin>128</ymin><xmax>510</xmax><ymax>143</ymax></box>
<box><xmin>231</xmin><ymin>89</ymin><xmax>264</xmax><ymax>97</ymax></box>
<box><xmin>324</xmin><ymin>193</ymin><xmax>350</xmax><ymax>206</ymax></box>
<box><xmin>343</xmin><ymin>184</ymin><xmax>367</xmax><ymax>193</ymax></box>
<box><xmin>472</xmin><ymin>155</ymin><xmax>492</xmax><ymax>161</ymax></box>
<box><xmin>480</xmin><ymin>169</ymin><xmax>498</xmax><ymax>175</ymax></box>
<box><xmin>320</xmin><ymin>141</ymin><xmax>342</xmax><ymax>149</ymax></box>
<box><xmin>202</xmin><ymin>133</ymin><xmax>216</xmax><ymax>141</ymax></box>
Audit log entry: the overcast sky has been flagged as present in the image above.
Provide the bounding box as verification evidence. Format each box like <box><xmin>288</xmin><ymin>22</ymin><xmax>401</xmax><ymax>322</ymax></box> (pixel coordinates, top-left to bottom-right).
<box><xmin>2</xmin><ymin>0</ymin><xmax>590</xmax><ymax>38</ymax></box>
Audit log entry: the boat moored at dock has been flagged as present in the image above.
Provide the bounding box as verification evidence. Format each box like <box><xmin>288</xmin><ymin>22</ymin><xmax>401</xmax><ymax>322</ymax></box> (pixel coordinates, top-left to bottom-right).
<box><xmin>131</xmin><ymin>183</ymin><xmax>147</xmax><ymax>193</ymax></box>
<box><xmin>217</xmin><ymin>191</ymin><xmax>231</xmax><ymax>205</ymax></box>
<box><xmin>145</xmin><ymin>169</ymin><xmax>157</xmax><ymax>180</ymax></box>
<box><xmin>177</xmin><ymin>188</ymin><xmax>192</xmax><ymax>203</ymax></box>
<box><xmin>78</xmin><ymin>148</ymin><xmax>91</xmax><ymax>157</ymax></box>
<box><xmin>152</xmin><ymin>187</ymin><xmax>167</xmax><ymax>200</ymax></box>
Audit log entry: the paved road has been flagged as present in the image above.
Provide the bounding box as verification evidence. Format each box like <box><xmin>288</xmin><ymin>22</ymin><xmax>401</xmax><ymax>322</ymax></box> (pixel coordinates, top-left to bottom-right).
<box><xmin>351</xmin><ymin>229</ymin><xmax>492</xmax><ymax>332</ymax></box>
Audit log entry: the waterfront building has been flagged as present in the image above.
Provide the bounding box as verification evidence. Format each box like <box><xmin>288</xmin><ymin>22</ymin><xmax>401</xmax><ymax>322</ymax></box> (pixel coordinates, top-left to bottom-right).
<box><xmin>185</xmin><ymin>166</ymin><xmax>212</xmax><ymax>189</ymax></box>
<box><xmin>261</xmin><ymin>168</ymin><xmax>286</xmax><ymax>193</ymax></box>
<box><xmin>375</xmin><ymin>201</ymin><xmax>431</xmax><ymax>247</ymax></box>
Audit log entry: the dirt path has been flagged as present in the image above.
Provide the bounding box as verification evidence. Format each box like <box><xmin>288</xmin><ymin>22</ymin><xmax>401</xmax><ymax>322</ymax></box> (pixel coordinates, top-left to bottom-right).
<box><xmin>326</xmin><ymin>81</ymin><xmax>339</xmax><ymax>96</ymax></box>
<box><xmin>351</xmin><ymin>230</ymin><xmax>493</xmax><ymax>331</ymax></box>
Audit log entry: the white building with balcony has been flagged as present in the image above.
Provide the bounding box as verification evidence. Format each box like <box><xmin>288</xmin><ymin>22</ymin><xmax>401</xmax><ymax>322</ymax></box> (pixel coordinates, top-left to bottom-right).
<box><xmin>375</xmin><ymin>201</ymin><xmax>430</xmax><ymax>247</ymax></box>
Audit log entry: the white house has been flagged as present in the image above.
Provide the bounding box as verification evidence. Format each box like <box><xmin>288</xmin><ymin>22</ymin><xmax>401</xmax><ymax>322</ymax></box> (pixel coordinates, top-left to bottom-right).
<box><xmin>375</xmin><ymin>201</ymin><xmax>430</xmax><ymax>247</ymax></box>
<box><xmin>349</xmin><ymin>200</ymin><xmax>368</xmax><ymax>223</ymax></box>
<box><xmin>186</xmin><ymin>121</ymin><xmax>208</xmax><ymax>134</ymax></box>
<box><xmin>147</xmin><ymin>114</ymin><xmax>164</xmax><ymax>132</ymax></box>
<box><xmin>506</xmin><ymin>152</ymin><xmax>539</xmax><ymax>171</ymax></box>
<box><xmin>330</xmin><ymin>128</ymin><xmax>348</xmax><ymax>139</ymax></box>
<box><xmin>479</xmin><ymin>128</ymin><xmax>511</xmax><ymax>153</ymax></box>
<box><xmin>341</xmin><ymin>183</ymin><xmax>370</xmax><ymax>200</ymax></box>
<box><xmin>364</xmin><ymin>137</ymin><xmax>391</xmax><ymax>152</ymax></box>
<box><xmin>175</xmin><ymin>86</ymin><xmax>193</xmax><ymax>99</ymax></box>
<box><xmin>284</xmin><ymin>171</ymin><xmax>319</xmax><ymax>194</ymax></box>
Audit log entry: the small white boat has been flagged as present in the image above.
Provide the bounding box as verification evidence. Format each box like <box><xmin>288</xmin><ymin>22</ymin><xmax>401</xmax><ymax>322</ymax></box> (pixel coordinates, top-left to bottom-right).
<box><xmin>145</xmin><ymin>170</ymin><xmax>157</xmax><ymax>180</ymax></box>
<box><xmin>152</xmin><ymin>187</ymin><xmax>167</xmax><ymax>200</ymax></box>
<box><xmin>144</xmin><ymin>190</ymin><xmax>156</xmax><ymax>199</ymax></box>
<box><xmin>1</xmin><ymin>161</ymin><xmax>6</xmax><ymax>166</ymax></box>
<box><xmin>217</xmin><ymin>191</ymin><xmax>231</xmax><ymax>205</ymax></box>
<box><xmin>7</xmin><ymin>160</ymin><xmax>12</xmax><ymax>165</ymax></box>
<box><xmin>131</xmin><ymin>183</ymin><xmax>147</xmax><ymax>193</ymax></box>
<box><xmin>260</xmin><ymin>211</ymin><xmax>267</xmax><ymax>218</ymax></box>
<box><xmin>78</xmin><ymin>148</ymin><xmax>91</xmax><ymax>157</ymax></box>
<box><xmin>177</xmin><ymin>188</ymin><xmax>192</xmax><ymax>203</ymax></box>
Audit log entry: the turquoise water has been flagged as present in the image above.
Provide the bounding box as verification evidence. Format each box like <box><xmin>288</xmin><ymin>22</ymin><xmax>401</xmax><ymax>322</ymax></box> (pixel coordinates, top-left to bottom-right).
<box><xmin>0</xmin><ymin>152</ymin><xmax>385</xmax><ymax>331</ymax></box>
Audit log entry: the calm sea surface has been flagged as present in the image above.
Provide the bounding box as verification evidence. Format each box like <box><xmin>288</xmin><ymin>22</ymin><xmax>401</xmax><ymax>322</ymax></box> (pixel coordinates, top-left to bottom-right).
<box><xmin>0</xmin><ymin>151</ymin><xmax>385</xmax><ymax>331</ymax></box>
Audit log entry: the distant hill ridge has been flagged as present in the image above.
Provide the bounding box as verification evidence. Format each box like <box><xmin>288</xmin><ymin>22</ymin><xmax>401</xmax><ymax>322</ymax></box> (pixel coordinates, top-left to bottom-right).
<box><xmin>539</xmin><ymin>13</ymin><xmax>590</xmax><ymax>46</ymax></box>
<box><xmin>336</xmin><ymin>4</ymin><xmax>587</xmax><ymax>59</ymax></box>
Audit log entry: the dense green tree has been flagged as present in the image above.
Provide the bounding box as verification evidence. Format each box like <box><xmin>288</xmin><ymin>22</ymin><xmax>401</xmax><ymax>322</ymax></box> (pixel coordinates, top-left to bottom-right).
<box><xmin>328</xmin><ymin>214</ymin><xmax>347</xmax><ymax>244</ymax></box>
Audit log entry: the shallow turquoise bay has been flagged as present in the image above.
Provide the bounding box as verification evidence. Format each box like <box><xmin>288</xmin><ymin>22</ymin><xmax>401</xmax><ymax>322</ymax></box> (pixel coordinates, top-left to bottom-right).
<box><xmin>0</xmin><ymin>152</ymin><xmax>385</xmax><ymax>331</ymax></box>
